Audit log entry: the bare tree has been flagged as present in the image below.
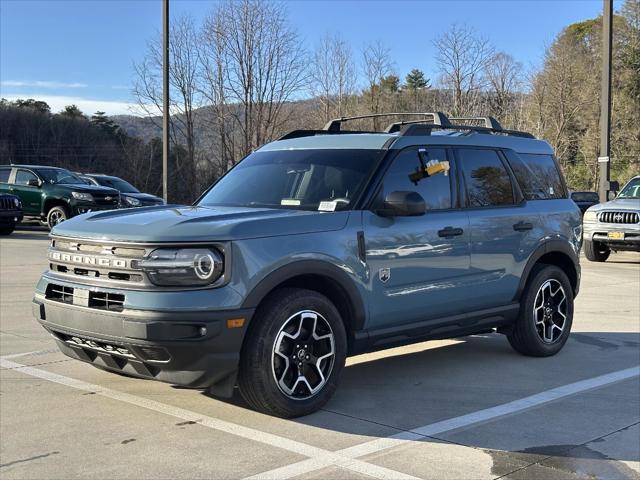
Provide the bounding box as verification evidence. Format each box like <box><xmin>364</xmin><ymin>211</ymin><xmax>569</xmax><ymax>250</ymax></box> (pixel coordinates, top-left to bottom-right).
<box><xmin>362</xmin><ymin>41</ymin><xmax>394</xmax><ymax>129</ymax></box>
<box><xmin>133</xmin><ymin>15</ymin><xmax>202</xmax><ymax>200</ymax></box>
<box><xmin>433</xmin><ymin>24</ymin><xmax>494</xmax><ymax>116</ymax></box>
<box><xmin>212</xmin><ymin>0</ymin><xmax>308</xmax><ymax>156</ymax></box>
<box><xmin>485</xmin><ymin>52</ymin><xmax>523</xmax><ymax>125</ymax></box>
<box><xmin>311</xmin><ymin>33</ymin><xmax>357</xmax><ymax>121</ymax></box>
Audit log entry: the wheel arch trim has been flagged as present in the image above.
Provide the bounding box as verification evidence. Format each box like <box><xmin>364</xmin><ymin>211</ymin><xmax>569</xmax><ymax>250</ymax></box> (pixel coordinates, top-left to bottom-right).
<box><xmin>241</xmin><ymin>260</ymin><xmax>367</xmax><ymax>332</ymax></box>
<box><xmin>515</xmin><ymin>239</ymin><xmax>580</xmax><ymax>301</ymax></box>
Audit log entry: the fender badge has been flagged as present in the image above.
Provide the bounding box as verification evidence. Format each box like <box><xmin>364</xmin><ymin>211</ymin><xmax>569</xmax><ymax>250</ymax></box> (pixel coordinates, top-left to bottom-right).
<box><xmin>379</xmin><ymin>268</ymin><xmax>391</xmax><ymax>283</ymax></box>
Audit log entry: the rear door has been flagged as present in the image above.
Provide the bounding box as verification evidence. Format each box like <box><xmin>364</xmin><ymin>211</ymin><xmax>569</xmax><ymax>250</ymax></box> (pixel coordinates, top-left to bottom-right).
<box><xmin>456</xmin><ymin>148</ymin><xmax>541</xmax><ymax>310</ymax></box>
<box><xmin>12</xmin><ymin>169</ymin><xmax>43</xmax><ymax>215</ymax></box>
<box><xmin>364</xmin><ymin>146</ymin><xmax>471</xmax><ymax>330</ymax></box>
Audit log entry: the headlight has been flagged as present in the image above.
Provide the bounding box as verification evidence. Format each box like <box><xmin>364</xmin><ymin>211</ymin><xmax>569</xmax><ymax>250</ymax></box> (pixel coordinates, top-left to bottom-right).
<box><xmin>124</xmin><ymin>196</ymin><xmax>142</xmax><ymax>207</ymax></box>
<box><xmin>583</xmin><ymin>210</ymin><xmax>597</xmax><ymax>222</ymax></box>
<box><xmin>72</xmin><ymin>192</ymin><xmax>94</xmax><ymax>202</ymax></box>
<box><xmin>136</xmin><ymin>248</ymin><xmax>224</xmax><ymax>286</ymax></box>
<box><xmin>13</xmin><ymin>197</ymin><xmax>20</xmax><ymax>208</ymax></box>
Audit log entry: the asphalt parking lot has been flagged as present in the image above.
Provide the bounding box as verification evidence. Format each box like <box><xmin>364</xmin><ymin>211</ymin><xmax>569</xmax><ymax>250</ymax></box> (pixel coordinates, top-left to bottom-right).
<box><xmin>1</xmin><ymin>227</ymin><xmax>639</xmax><ymax>480</ymax></box>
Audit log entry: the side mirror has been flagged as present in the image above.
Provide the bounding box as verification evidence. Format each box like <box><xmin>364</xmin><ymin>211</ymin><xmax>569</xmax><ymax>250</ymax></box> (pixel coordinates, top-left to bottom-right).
<box><xmin>27</xmin><ymin>179</ymin><xmax>41</xmax><ymax>187</ymax></box>
<box><xmin>607</xmin><ymin>191</ymin><xmax>617</xmax><ymax>201</ymax></box>
<box><xmin>609</xmin><ymin>180</ymin><xmax>620</xmax><ymax>192</ymax></box>
<box><xmin>377</xmin><ymin>191</ymin><xmax>426</xmax><ymax>217</ymax></box>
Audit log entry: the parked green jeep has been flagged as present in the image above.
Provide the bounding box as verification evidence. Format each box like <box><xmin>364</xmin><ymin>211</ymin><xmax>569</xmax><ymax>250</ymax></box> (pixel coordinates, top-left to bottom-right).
<box><xmin>0</xmin><ymin>165</ymin><xmax>120</xmax><ymax>229</ymax></box>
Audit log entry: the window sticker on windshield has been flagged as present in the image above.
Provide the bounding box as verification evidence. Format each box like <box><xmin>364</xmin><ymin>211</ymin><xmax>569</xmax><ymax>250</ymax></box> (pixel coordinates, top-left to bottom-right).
<box><xmin>318</xmin><ymin>201</ymin><xmax>337</xmax><ymax>212</ymax></box>
<box><xmin>281</xmin><ymin>199</ymin><xmax>301</xmax><ymax>206</ymax></box>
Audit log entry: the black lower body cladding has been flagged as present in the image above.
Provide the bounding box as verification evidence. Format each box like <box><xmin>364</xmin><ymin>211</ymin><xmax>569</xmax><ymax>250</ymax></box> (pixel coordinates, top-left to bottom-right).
<box><xmin>32</xmin><ymin>298</ymin><xmax>254</xmax><ymax>395</ymax></box>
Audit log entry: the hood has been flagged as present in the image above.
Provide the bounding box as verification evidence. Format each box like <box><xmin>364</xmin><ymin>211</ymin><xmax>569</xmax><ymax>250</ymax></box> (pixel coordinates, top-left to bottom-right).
<box><xmin>58</xmin><ymin>183</ymin><xmax>119</xmax><ymax>195</ymax></box>
<box><xmin>51</xmin><ymin>205</ymin><xmax>350</xmax><ymax>242</ymax></box>
<box><xmin>586</xmin><ymin>197</ymin><xmax>640</xmax><ymax>213</ymax></box>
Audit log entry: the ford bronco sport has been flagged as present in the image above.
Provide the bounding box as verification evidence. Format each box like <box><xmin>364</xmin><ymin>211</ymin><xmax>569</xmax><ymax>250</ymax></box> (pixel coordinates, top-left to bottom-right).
<box><xmin>0</xmin><ymin>165</ymin><xmax>120</xmax><ymax>229</ymax></box>
<box><xmin>33</xmin><ymin>113</ymin><xmax>582</xmax><ymax>417</ymax></box>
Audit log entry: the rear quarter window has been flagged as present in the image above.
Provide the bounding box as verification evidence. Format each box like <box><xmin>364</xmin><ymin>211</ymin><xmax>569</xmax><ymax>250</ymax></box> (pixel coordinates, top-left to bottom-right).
<box><xmin>505</xmin><ymin>151</ymin><xmax>566</xmax><ymax>200</ymax></box>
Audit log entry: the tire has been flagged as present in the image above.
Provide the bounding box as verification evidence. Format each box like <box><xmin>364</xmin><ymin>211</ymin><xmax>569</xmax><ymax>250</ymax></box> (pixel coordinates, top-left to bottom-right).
<box><xmin>0</xmin><ymin>223</ymin><xmax>15</xmax><ymax>235</ymax></box>
<box><xmin>508</xmin><ymin>264</ymin><xmax>574</xmax><ymax>357</ymax></box>
<box><xmin>238</xmin><ymin>288</ymin><xmax>347</xmax><ymax>418</ymax></box>
<box><xmin>46</xmin><ymin>205</ymin><xmax>69</xmax><ymax>230</ymax></box>
<box><xmin>584</xmin><ymin>239</ymin><xmax>610</xmax><ymax>262</ymax></box>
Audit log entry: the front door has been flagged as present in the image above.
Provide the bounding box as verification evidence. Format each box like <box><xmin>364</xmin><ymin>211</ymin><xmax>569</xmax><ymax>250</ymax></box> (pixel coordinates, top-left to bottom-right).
<box><xmin>12</xmin><ymin>169</ymin><xmax>42</xmax><ymax>215</ymax></box>
<box><xmin>364</xmin><ymin>146</ymin><xmax>471</xmax><ymax>330</ymax></box>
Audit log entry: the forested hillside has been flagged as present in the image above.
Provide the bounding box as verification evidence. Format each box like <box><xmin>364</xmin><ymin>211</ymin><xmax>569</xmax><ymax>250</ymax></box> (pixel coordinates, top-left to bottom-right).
<box><xmin>1</xmin><ymin>0</ymin><xmax>638</xmax><ymax>204</ymax></box>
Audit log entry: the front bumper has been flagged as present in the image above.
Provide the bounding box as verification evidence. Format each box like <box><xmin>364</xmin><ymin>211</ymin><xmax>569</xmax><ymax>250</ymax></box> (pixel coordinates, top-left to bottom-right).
<box><xmin>71</xmin><ymin>202</ymin><xmax>119</xmax><ymax>215</ymax></box>
<box><xmin>0</xmin><ymin>209</ymin><xmax>23</xmax><ymax>224</ymax></box>
<box><xmin>32</xmin><ymin>294</ymin><xmax>254</xmax><ymax>393</ymax></box>
<box><xmin>583</xmin><ymin>221</ymin><xmax>640</xmax><ymax>251</ymax></box>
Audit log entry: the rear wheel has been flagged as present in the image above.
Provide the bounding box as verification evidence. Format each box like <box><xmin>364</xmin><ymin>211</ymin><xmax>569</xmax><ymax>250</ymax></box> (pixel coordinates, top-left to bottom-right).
<box><xmin>46</xmin><ymin>205</ymin><xmax>69</xmax><ymax>230</ymax></box>
<box><xmin>0</xmin><ymin>223</ymin><xmax>16</xmax><ymax>235</ymax></box>
<box><xmin>238</xmin><ymin>288</ymin><xmax>347</xmax><ymax>418</ymax></box>
<box><xmin>508</xmin><ymin>264</ymin><xmax>574</xmax><ymax>357</ymax></box>
<box><xmin>584</xmin><ymin>239</ymin><xmax>610</xmax><ymax>262</ymax></box>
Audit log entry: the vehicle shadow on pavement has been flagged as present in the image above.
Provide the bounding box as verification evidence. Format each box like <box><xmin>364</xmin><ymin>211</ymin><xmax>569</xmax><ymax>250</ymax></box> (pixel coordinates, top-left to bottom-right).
<box><xmin>205</xmin><ymin>331</ymin><xmax>640</xmax><ymax>466</ymax></box>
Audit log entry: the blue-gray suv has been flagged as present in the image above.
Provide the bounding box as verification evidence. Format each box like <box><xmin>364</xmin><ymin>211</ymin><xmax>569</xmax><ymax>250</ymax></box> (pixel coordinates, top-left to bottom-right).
<box><xmin>33</xmin><ymin>113</ymin><xmax>582</xmax><ymax>417</ymax></box>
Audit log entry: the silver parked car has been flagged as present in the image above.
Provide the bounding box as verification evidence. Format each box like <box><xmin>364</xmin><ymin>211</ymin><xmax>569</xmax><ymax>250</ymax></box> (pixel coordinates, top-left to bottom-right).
<box><xmin>582</xmin><ymin>176</ymin><xmax>640</xmax><ymax>262</ymax></box>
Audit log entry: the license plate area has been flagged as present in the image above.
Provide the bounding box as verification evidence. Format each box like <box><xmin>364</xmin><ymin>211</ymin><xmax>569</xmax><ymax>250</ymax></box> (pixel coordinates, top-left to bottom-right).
<box><xmin>72</xmin><ymin>288</ymin><xmax>90</xmax><ymax>307</ymax></box>
<box><xmin>607</xmin><ymin>231</ymin><xmax>625</xmax><ymax>240</ymax></box>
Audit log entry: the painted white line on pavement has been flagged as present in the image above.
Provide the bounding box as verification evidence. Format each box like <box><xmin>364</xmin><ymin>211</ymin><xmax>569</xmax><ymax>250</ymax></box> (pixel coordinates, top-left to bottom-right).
<box><xmin>0</xmin><ymin>350</ymin><xmax>42</xmax><ymax>360</ymax></box>
<box><xmin>0</xmin><ymin>355</ymin><xmax>418</xmax><ymax>480</ymax></box>
<box><xmin>247</xmin><ymin>365</ymin><xmax>640</xmax><ymax>480</ymax></box>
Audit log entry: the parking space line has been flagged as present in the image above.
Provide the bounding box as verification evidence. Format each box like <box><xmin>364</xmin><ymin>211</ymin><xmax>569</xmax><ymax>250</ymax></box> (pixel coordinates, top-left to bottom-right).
<box><xmin>0</xmin><ymin>355</ymin><xmax>419</xmax><ymax>480</ymax></box>
<box><xmin>247</xmin><ymin>365</ymin><xmax>640</xmax><ymax>480</ymax></box>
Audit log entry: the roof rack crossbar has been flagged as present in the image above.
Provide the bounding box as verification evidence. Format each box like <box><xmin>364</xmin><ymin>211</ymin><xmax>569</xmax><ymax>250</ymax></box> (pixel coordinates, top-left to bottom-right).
<box><xmin>323</xmin><ymin>112</ymin><xmax>451</xmax><ymax>132</ymax></box>
<box><xmin>449</xmin><ymin>116</ymin><xmax>503</xmax><ymax>130</ymax></box>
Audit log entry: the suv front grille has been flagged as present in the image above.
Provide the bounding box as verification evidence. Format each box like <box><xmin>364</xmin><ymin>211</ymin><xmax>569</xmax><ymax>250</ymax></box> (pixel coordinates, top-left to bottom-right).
<box><xmin>48</xmin><ymin>239</ymin><xmax>148</xmax><ymax>286</ymax></box>
<box><xmin>0</xmin><ymin>196</ymin><xmax>18</xmax><ymax>210</ymax></box>
<box><xmin>599</xmin><ymin>211</ymin><xmax>639</xmax><ymax>224</ymax></box>
<box><xmin>45</xmin><ymin>283</ymin><xmax>125</xmax><ymax>312</ymax></box>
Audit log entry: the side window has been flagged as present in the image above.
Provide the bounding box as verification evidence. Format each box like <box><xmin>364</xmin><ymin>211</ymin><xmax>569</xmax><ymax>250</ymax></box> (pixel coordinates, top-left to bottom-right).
<box><xmin>505</xmin><ymin>151</ymin><xmax>566</xmax><ymax>199</ymax></box>
<box><xmin>458</xmin><ymin>149</ymin><xmax>515</xmax><ymax>207</ymax></box>
<box><xmin>15</xmin><ymin>169</ymin><xmax>38</xmax><ymax>186</ymax></box>
<box><xmin>382</xmin><ymin>147</ymin><xmax>452</xmax><ymax>210</ymax></box>
<box><xmin>0</xmin><ymin>168</ymin><xmax>10</xmax><ymax>183</ymax></box>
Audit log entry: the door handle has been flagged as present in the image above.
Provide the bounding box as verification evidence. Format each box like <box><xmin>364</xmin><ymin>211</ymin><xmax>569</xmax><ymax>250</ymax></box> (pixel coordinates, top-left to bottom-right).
<box><xmin>438</xmin><ymin>226</ymin><xmax>464</xmax><ymax>238</ymax></box>
<box><xmin>513</xmin><ymin>221</ymin><xmax>533</xmax><ymax>232</ymax></box>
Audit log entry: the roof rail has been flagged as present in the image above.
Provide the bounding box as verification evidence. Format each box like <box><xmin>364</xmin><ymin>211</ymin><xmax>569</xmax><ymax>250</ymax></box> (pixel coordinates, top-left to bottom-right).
<box><xmin>397</xmin><ymin>122</ymin><xmax>534</xmax><ymax>139</ymax></box>
<box><xmin>323</xmin><ymin>112</ymin><xmax>451</xmax><ymax>132</ymax></box>
<box><xmin>278</xmin><ymin>112</ymin><xmax>534</xmax><ymax>141</ymax></box>
<box><xmin>449</xmin><ymin>116</ymin><xmax>503</xmax><ymax>130</ymax></box>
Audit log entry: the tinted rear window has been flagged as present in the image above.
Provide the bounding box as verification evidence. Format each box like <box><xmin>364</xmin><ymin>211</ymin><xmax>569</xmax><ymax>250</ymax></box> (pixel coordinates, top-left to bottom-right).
<box><xmin>458</xmin><ymin>149</ymin><xmax>515</xmax><ymax>207</ymax></box>
<box><xmin>505</xmin><ymin>152</ymin><xmax>565</xmax><ymax>200</ymax></box>
<box><xmin>571</xmin><ymin>192</ymin><xmax>599</xmax><ymax>202</ymax></box>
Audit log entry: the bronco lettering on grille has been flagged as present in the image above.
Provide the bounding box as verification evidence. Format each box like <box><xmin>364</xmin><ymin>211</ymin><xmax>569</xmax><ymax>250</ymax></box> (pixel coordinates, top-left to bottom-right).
<box><xmin>49</xmin><ymin>251</ymin><xmax>129</xmax><ymax>269</ymax></box>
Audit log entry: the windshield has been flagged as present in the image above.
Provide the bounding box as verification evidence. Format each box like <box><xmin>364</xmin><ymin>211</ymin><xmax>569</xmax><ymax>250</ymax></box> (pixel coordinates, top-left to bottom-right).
<box><xmin>38</xmin><ymin>168</ymin><xmax>86</xmax><ymax>185</ymax></box>
<box><xmin>95</xmin><ymin>176</ymin><xmax>139</xmax><ymax>193</ymax></box>
<box><xmin>571</xmin><ymin>192</ymin><xmax>599</xmax><ymax>202</ymax></box>
<box><xmin>198</xmin><ymin>149</ymin><xmax>383</xmax><ymax>211</ymax></box>
<box><xmin>617</xmin><ymin>178</ymin><xmax>640</xmax><ymax>199</ymax></box>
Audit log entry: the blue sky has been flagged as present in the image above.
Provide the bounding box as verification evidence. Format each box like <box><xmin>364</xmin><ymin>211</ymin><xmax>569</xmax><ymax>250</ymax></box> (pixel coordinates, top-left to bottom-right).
<box><xmin>0</xmin><ymin>0</ymin><xmax>615</xmax><ymax>115</ymax></box>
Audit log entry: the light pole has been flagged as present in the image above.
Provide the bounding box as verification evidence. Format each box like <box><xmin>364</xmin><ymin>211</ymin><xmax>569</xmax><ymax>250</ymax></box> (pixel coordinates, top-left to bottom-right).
<box><xmin>598</xmin><ymin>0</ymin><xmax>613</xmax><ymax>202</ymax></box>
<box><xmin>162</xmin><ymin>0</ymin><xmax>169</xmax><ymax>203</ymax></box>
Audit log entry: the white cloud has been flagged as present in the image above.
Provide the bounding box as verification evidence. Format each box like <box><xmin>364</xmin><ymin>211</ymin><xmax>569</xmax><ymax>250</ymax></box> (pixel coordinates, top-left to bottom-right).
<box><xmin>1</xmin><ymin>80</ymin><xmax>88</xmax><ymax>89</ymax></box>
<box><xmin>2</xmin><ymin>94</ymin><xmax>145</xmax><ymax>116</ymax></box>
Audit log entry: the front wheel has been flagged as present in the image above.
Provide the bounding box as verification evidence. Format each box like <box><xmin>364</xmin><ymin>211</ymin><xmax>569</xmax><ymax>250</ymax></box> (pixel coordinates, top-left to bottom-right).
<box><xmin>584</xmin><ymin>239</ymin><xmax>610</xmax><ymax>262</ymax></box>
<box><xmin>46</xmin><ymin>205</ymin><xmax>69</xmax><ymax>230</ymax></box>
<box><xmin>238</xmin><ymin>288</ymin><xmax>347</xmax><ymax>418</ymax></box>
<box><xmin>508</xmin><ymin>264</ymin><xmax>574</xmax><ymax>357</ymax></box>
<box><xmin>0</xmin><ymin>223</ymin><xmax>16</xmax><ymax>235</ymax></box>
